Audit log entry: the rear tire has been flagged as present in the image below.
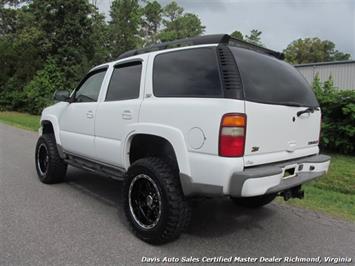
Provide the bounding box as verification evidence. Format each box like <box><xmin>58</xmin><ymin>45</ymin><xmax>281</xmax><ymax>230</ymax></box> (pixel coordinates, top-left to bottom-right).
<box><xmin>122</xmin><ymin>157</ymin><xmax>191</xmax><ymax>244</ymax></box>
<box><xmin>35</xmin><ymin>134</ymin><xmax>67</xmax><ymax>184</ymax></box>
<box><xmin>231</xmin><ymin>193</ymin><xmax>277</xmax><ymax>208</ymax></box>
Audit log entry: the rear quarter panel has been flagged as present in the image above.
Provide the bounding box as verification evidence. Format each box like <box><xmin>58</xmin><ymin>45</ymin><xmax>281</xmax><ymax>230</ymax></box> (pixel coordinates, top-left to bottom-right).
<box><xmin>139</xmin><ymin>50</ymin><xmax>245</xmax><ymax>188</ymax></box>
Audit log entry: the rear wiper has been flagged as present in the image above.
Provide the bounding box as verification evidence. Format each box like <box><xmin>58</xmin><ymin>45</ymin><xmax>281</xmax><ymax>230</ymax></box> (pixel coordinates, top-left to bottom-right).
<box><xmin>277</xmin><ymin>101</ymin><xmax>303</xmax><ymax>107</ymax></box>
<box><xmin>297</xmin><ymin>107</ymin><xmax>320</xmax><ymax>117</ymax></box>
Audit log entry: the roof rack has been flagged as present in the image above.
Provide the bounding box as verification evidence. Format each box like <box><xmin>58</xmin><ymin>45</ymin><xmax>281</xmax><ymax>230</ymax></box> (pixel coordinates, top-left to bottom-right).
<box><xmin>117</xmin><ymin>34</ymin><xmax>284</xmax><ymax>60</ymax></box>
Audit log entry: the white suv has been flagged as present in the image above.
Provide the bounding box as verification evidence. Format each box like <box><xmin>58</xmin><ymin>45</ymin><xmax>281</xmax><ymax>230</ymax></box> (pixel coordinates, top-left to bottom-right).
<box><xmin>35</xmin><ymin>34</ymin><xmax>330</xmax><ymax>244</ymax></box>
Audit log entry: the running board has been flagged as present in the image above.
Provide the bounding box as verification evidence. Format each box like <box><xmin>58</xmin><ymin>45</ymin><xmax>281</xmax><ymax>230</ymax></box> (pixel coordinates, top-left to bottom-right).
<box><xmin>64</xmin><ymin>153</ymin><xmax>125</xmax><ymax>181</ymax></box>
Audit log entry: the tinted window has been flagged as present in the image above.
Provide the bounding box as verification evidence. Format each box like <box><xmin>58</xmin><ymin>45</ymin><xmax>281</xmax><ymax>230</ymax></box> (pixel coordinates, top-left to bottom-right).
<box><xmin>75</xmin><ymin>70</ymin><xmax>106</xmax><ymax>102</ymax></box>
<box><xmin>230</xmin><ymin>47</ymin><xmax>319</xmax><ymax>107</ymax></box>
<box><xmin>153</xmin><ymin>48</ymin><xmax>222</xmax><ymax>97</ymax></box>
<box><xmin>106</xmin><ymin>63</ymin><xmax>142</xmax><ymax>101</ymax></box>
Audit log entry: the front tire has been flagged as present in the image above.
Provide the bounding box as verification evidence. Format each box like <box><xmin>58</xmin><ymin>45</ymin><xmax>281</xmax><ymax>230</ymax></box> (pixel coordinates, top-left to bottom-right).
<box><xmin>122</xmin><ymin>157</ymin><xmax>191</xmax><ymax>244</ymax></box>
<box><xmin>231</xmin><ymin>193</ymin><xmax>277</xmax><ymax>208</ymax></box>
<box><xmin>35</xmin><ymin>134</ymin><xmax>67</xmax><ymax>184</ymax></box>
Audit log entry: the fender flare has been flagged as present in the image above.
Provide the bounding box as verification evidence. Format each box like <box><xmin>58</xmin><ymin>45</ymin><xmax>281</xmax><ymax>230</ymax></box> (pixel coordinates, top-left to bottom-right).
<box><xmin>40</xmin><ymin>114</ymin><xmax>62</xmax><ymax>145</ymax></box>
<box><xmin>122</xmin><ymin>123</ymin><xmax>191</xmax><ymax>177</ymax></box>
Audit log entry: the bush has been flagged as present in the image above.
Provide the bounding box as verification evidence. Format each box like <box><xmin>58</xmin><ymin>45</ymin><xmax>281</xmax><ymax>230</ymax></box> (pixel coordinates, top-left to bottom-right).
<box><xmin>22</xmin><ymin>59</ymin><xmax>67</xmax><ymax>115</ymax></box>
<box><xmin>313</xmin><ymin>75</ymin><xmax>355</xmax><ymax>154</ymax></box>
<box><xmin>0</xmin><ymin>87</ymin><xmax>27</xmax><ymax>112</ymax></box>
<box><xmin>0</xmin><ymin>75</ymin><xmax>31</xmax><ymax>112</ymax></box>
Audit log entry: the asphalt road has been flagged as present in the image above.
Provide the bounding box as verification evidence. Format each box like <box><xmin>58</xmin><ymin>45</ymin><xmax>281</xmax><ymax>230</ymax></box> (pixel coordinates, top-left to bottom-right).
<box><xmin>0</xmin><ymin>123</ymin><xmax>354</xmax><ymax>266</ymax></box>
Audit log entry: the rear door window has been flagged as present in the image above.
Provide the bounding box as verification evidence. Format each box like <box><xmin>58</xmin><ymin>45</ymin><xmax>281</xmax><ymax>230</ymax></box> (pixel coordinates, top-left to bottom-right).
<box><xmin>106</xmin><ymin>62</ymin><xmax>142</xmax><ymax>101</ymax></box>
<box><xmin>105</xmin><ymin>62</ymin><xmax>142</xmax><ymax>101</ymax></box>
<box><xmin>230</xmin><ymin>47</ymin><xmax>319</xmax><ymax>107</ymax></box>
<box><xmin>153</xmin><ymin>47</ymin><xmax>222</xmax><ymax>97</ymax></box>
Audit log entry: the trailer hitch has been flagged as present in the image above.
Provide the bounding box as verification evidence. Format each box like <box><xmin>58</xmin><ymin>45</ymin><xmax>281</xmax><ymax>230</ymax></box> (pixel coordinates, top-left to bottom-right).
<box><xmin>280</xmin><ymin>186</ymin><xmax>304</xmax><ymax>201</ymax></box>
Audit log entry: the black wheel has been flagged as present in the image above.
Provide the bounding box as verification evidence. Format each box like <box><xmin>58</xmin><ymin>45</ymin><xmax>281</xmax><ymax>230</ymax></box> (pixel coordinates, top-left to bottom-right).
<box><xmin>35</xmin><ymin>134</ymin><xmax>67</xmax><ymax>184</ymax></box>
<box><xmin>122</xmin><ymin>157</ymin><xmax>191</xmax><ymax>244</ymax></box>
<box><xmin>231</xmin><ymin>193</ymin><xmax>277</xmax><ymax>208</ymax></box>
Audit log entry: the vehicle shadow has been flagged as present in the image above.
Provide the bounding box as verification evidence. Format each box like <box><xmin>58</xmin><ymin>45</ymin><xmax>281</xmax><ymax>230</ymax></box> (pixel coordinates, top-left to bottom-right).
<box><xmin>65</xmin><ymin>167</ymin><xmax>121</xmax><ymax>207</ymax></box>
<box><xmin>186</xmin><ymin>198</ymin><xmax>274</xmax><ymax>238</ymax></box>
<box><xmin>65</xmin><ymin>167</ymin><xmax>276</xmax><ymax>240</ymax></box>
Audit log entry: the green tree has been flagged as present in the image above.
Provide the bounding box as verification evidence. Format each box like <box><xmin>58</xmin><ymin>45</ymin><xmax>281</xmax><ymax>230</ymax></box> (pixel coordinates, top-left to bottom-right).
<box><xmin>141</xmin><ymin>0</ymin><xmax>162</xmax><ymax>46</ymax></box>
<box><xmin>23</xmin><ymin>58</ymin><xmax>66</xmax><ymax>114</ymax></box>
<box><xmin>159</xmin><ymin>1</ymin><xmax>205</xmax><ymax>42</ymax></box>
<box><xmin>312</xmin><ymin>75</ymin><xmax>355</xmax><ymax>154</ymax></box>
<box><xmin>231</xmin><ymin>30</ymin><xmax>244</xmax><ymax>40</ymax></box>
<box><xmin>0</xmin><ymin>6</ymin><xmax>43</xmax><ymax>110</ymax></box>
<box><xmin>245</xmin><ymin>29</ymin><xmax>263</xmax><ymax>46</ymax></box>
<box><xmin>284</xmin><ymin>37</ymin><xmax>351</xmax><ymax>64</ymax></box>
<box><xmin>29</xmin><ymin>0</ymin><xmax>98</xmax><ymax>88</ymax></box>
<box><xmin>0</xmin><ymin>0</ymin><xmax>30</xmax><ymax>6</ymax></box>
<box><xmin>0</xmin><ymin>6</ymin><xmax>20</xmax><ymax>35</ymax></box>
<box><xmin>109</xmin><ymin>0</ymin><xmax>141</xmax><ymax>58</ymax></box>
<box><xmin>1</xmin><ymin>0</ymin><xmax>106</xmax><ymax>112</ymax></box>
<box><xmin>163</xmin><ymin>1</ymin><xmax>183</xmax><ymax>23</ymax></box>
<box><xmin>88</xmin><ymin>7</ymin><xmax>111</xmax><ymax>65</ymax></box>
<box><xmin>230</xmin><ymin>29</ymin><xmax>263</xmax><ymax>46</ymax></box>
<box><xmin>0</xmin><ymin>0</ymin><xmax>208</xmax><ymax>113</ymax></box>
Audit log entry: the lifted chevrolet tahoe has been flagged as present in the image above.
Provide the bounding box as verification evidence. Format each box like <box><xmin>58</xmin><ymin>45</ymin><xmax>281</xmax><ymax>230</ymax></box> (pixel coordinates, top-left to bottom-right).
<box><xmin>35</xmin><ymin>34</ymin><xmax>330</xmax><ymax>244</ymax></box>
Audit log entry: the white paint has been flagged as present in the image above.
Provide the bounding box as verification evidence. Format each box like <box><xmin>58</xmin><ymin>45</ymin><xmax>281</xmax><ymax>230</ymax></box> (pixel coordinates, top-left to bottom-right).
<box><xmin>39</xmin><ymin>43</ymin><xmax>330</xmax><ymax>197</ymax></box>
<box><xmin>240</xmin><ymin>160</ymin><xmax>331</xmax><ymax>197</ymax></box>
<box><xmin>244</xmin><ymin>101</ymin><xmax>321</xmax><ymax>166</ymax></box>
<box><xmin>188</xmin><ymin>127</ymin><xmax>205</xmax><ymax>150</ymax></box>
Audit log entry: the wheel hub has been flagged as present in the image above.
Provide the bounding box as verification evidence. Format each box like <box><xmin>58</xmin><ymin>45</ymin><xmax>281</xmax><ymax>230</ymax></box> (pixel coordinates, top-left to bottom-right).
<box><xmin>128</xmin><ymin>174</ymin><xmax>162</xmax><ymax>229</ymax></box>
<box><xmin>37</xmin><ymin>143</ymin><xmax>49</xmax><ymax>176</ymax></box>
<box><xmin>146</xmin><ymin>195</ymin><xmax>154</xmax><ymax>208</ymax></box>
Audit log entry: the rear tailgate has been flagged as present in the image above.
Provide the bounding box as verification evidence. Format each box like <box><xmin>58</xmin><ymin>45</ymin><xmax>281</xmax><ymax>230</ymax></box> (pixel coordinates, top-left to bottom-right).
<box><xmin>229</xmin><ymin>46</ymin><xmax>321</xmax><ymax>167</ymax></box>
<box><xmin>244</xmin><ymin>101</ymin><xmax>320</xmax><ymax>166</ymax></box>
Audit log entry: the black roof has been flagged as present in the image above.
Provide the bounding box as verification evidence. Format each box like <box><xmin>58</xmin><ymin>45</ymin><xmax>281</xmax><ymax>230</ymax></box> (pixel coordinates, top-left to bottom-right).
<box><xmin>117</xmin><ymin>34</ymin><xmax>284</xmax><ymax>60</ymax></box>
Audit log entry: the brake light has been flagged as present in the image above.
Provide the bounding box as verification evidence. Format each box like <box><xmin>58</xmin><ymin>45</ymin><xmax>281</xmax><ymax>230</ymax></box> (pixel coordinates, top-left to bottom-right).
<box><xmin>219</xmin><ymin>113</ymin><xmax>246</xmax><ymax>157</ymax></box>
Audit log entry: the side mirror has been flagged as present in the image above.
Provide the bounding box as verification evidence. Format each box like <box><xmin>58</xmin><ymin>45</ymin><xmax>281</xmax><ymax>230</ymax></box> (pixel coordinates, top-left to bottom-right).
<box><xmin>53</xmin><ymin>90</ymin><xmax>70</xmax><ymax>102</ymax></box>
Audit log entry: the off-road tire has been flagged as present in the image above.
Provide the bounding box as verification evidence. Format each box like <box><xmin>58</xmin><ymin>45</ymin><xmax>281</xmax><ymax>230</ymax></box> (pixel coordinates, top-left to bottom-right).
<box><xmin>122</xmin><ymin>157</ymin><xmax>191</xmax><ymax>244</ymax></box>
<box><xmin>231</xmin><ymin>193</ymin><xmax>277</xmax><ymax>208</ymax></box>
<box><xmin>35</xmin><ymin>134</ymin><xmax>67</xmax><ymax>184</ymax></box>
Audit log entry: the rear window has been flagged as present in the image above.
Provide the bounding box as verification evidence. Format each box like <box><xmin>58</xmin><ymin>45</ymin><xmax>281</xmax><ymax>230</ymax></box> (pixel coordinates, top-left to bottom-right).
<box><xmin>153</xmin><ymin>48</ymin><xmax>222</xmax><ymax>97</ymax></box>
<box><xmin>230</xmin><ymin>47</ymin><xmax>319</xmax><ymax>107</ymax></box>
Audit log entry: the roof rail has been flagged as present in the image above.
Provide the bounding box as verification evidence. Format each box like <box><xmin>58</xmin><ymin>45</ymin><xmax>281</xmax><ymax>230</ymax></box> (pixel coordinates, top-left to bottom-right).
<box><xmin>117</xmin><ymin>34</ymin><xmax>284</xmax><ymax>60</ymax></box>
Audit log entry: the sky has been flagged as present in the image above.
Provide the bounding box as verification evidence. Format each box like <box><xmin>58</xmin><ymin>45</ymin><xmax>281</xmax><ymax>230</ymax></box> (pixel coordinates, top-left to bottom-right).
<box><xmin>96</xmin><ymin>0</ymin><xmax>355</xmax><ymax>58</ymax></box>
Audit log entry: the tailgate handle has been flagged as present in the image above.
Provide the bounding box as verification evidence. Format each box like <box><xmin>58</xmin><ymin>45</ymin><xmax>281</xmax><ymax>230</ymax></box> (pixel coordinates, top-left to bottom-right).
<box><xmin>287</xmin><ymin>141</ymin><xmax>297</xmax><ymax>152</ymax></box>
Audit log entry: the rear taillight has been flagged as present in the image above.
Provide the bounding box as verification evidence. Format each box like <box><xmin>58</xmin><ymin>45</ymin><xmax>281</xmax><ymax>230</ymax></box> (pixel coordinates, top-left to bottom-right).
<box><xmin>219</xmin><ymin>113</ymin><xmax>246</xmax><ymax>157</ymax></box>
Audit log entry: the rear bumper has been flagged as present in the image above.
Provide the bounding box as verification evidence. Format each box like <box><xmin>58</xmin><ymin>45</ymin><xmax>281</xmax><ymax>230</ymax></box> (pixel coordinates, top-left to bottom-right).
<box><xmin>230</xmin><ymin>154</ymin><xmax>330</xmax><ymax>197</ymax></box>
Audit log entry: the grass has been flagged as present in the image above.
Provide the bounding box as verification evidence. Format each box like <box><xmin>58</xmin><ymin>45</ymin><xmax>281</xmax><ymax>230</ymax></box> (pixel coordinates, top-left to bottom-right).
<box><xmin>278</xmin><ymin>154</ymin><xmax>355</xmax><ymax>222</ymax></box>
<box><xmin>0</xmin><ymin>111</ymin><xmax>40</xmax><ymax>131</ymax></box>
<box><xmin>0</xmin><ymin>111</ymin><xmax>354</xmax><ymax>221</ymax></box>
<box><xmin>281</xmin><ymin>186</ymin><xmax>355</xmax><ymax>221</ymax></box>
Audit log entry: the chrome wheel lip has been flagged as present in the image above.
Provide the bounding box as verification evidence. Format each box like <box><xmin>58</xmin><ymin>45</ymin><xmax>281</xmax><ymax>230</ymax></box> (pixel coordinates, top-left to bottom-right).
<box><xmin>128</xmin><ymin>174</ymin><xmax>162</xmax><ymax>230</ymax></box>
<box><xmin>37</xmin><ymin>143</ymin><xmax>49</xmax><ymax>176</ymax></box>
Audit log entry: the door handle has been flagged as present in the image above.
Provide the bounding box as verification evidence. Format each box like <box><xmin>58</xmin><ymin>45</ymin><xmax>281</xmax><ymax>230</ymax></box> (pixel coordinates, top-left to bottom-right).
<box><xmin>121</xmin><ymin>110</ymin><xmax>132</xmax><ymax>120</ymax></box>
<box><xmin>86</xmin><ymin>110</ymin><xmax>94</xmax><ymax>119</ymax></box>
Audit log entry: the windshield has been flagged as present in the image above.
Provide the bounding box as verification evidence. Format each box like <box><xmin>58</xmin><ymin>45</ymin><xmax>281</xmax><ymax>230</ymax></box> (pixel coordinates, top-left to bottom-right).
<box><xmin>230</xmin><ymin>47</ymin><xmax>319</xmax><ymax>107</ymax></box>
